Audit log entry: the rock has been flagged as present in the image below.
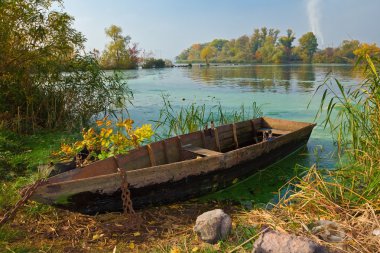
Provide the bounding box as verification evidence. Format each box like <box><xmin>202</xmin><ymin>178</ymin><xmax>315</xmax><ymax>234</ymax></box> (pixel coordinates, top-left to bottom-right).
<box><xmin>253</xmin><ymin>230</ymin><xmax>329</xmax><ymax>253</ymax></box>
<box><xmin>373</xmin><ymin>228</ymin><xmax>380</xmax><ymax>236</ymax></box>
<box><xmin>193</xmin><ymin>209</ymin><xmax>232</xmax><ymax>244</ymax></box>
<box><xmin>311</xmin><ymin>220</ymin><xmax>345</xmax><ymax>242</ymax></box>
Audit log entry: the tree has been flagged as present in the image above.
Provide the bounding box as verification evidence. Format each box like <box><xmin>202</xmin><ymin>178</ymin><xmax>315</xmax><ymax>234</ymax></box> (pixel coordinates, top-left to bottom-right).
<box><xmin>100</xmin><ymin>25</ymin><xmax>138</xmax><ymax>69</ymax></box>
<box><xmin>0</xmin><ymin>0</ymin><xmax>128</xmax><ymax>132</ymax></box>
<box><xmin>250</xmin><ymin>28</ymin><xmax>262</xmax><ymax>55</ymax></box>
<box><xmin>234</xmin><ymin>35</ymin><xmax>251</xmax><ymax>62</ymax></box>
<box><xmin>176</xmin><ymin>48</ymin><xmax>190</xmax><ymax>62</ymax></box>
<box><xmin>353</xmin><ymin>43</ymin><xmax>380</xmax><ymax>58</ymax></box>
<box><xmin>188</xmin><ymin>44</ymin><xmax>201</xmax><ymax>62</ymax></box>
<box><xmin>210</xmin><ymin>39</ymin><xmax>228</xmax><ymax>51</ymax></box>
<box><xmin>314</xmin><ymin>47</ymin><xmax>336</xmax><ymax>63</ymax></box>
<box><xmin>337</xmin><ymin>40</ymin><xmax>360</xmax><ymax>61</ymax></box>
<box><xmin>257</xmin><ymin>37</ymin><xmax>282</xmax><ymax>63</ymax></box>
<box><xmin>278</xmin><ymin>29</ymin><xmax>296</xmax><ymax>62</ymax></box>
<box><xmin>173</xmin><ymin>28</ymin><xmax>374</xmax><ymax>64</ymax></box>
<box><xmin>268</xmin><ymin>28</ymin><xmax>280</xmax><ymax>43</ymax></box>
<box><xmin>200</xmin><ymin>46</ymin><xmax>215</xmax><ymax>65</ymax></box>
<box><xmin>298</xmin><ymin>32</ymin><xmax>318</xmax><ymax>63</ymax></box>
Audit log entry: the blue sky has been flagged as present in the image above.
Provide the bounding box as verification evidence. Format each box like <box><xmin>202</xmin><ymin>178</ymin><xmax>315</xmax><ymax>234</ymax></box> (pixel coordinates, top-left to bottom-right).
<box><xmin>64</xmin><ymin>0</ymin><xmax>380</xmax><ymax>60</ymax></box>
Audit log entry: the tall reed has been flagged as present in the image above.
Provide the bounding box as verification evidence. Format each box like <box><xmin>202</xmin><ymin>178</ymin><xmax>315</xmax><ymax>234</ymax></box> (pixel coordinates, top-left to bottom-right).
<box><xmin>316</xmin><ymin>55</ymin><xmax>380</xmax><ymax>201</ymax></box>
<box><xmin>153</xmin><ymin>94</ymin><xmax>263</xmax><ymax>138</ymax></box>
<box><xmin>244</xmin><ymin>55</ymin><xmax>380</xmax><ymax>253</ymax></box>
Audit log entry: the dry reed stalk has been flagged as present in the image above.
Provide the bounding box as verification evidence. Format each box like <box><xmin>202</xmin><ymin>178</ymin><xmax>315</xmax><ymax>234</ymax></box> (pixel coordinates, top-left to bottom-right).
<box><xmin>243</xmin><ymin>165</ymin><xmax>380</xmax><ymax>253</ymax></box>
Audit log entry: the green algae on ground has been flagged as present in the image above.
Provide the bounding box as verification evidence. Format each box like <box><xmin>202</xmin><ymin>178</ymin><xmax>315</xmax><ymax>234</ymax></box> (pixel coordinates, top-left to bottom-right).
<box><xmin>201</xmin><ymin>146</ymin><xmax>310</xmax><ymax>207</ymax></box>
<box><xmin>54</xmin><ymin>194</ymin><xmax>72</xmax><ymax>205</ymax></box>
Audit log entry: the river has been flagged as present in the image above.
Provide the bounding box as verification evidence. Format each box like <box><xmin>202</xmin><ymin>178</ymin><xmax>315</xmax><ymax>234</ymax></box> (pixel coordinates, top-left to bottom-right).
<box><xmin>120</xmin><ymin>64</ymin><xmax>361</xmax><ymax>206</ymax></box>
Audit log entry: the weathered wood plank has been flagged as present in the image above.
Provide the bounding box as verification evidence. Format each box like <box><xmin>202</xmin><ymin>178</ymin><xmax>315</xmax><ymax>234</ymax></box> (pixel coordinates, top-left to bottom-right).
<box><xmin>146</xmin><ymin>144</ymin><xmax>156</xmax><ymax>166</ymax></box>
<box><xmin>232</xmin><ymin>123</ymin><xmax>239</xmax><ymax>148</ymax></box>
<box><xmin>163</xmin><ymin>141</ymin><xmax>169</xmax><ymax>164</ymax></box>
<box><xmin>214</xmin><ymin>128</ymin><xmax>221</xmax><ymax>152</ymax></box>
<box><xmin>201</xmin><ymin>130</ymin><xmax>206</xmax><ymax>148</ymax></box>
<box><xmin>182</xmin><ymin>145</ymin><xmax>222</xmax><ymax>157</ymax></box>
<box><xmin>250</xmin><ymin>119</ymin><xmax>259</xmax><ymax>143</ymax></box>
<box><xmin>257</xmin><ymin>128</ymin><xmax>292</xmax><ymax>135</ymax></box>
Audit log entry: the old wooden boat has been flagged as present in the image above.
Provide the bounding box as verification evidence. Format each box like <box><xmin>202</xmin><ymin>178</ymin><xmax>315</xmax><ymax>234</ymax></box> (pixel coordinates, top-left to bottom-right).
<box><xmin>31</xmin><ymin>117</ymin><xmax>316</xmax><ymax>214</ymax></box>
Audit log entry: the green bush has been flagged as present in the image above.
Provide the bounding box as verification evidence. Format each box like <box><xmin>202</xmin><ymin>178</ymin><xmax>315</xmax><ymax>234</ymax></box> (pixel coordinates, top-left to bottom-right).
<box><xmin>142</xmin><ymin>58</ymin><xmax>166</xmax><ymax>68</ymax></box>
<box><xmin>0</xmin><ymin>0</ymin><xmax>130</xmax><ymax>133</ymax></box>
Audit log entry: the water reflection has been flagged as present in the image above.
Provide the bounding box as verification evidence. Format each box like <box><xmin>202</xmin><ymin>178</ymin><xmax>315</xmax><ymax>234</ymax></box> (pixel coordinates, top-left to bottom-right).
<box><xmin>182</xmin><ymin>64</ymin><xmax>358</xmax><ymax>94</ymax></box>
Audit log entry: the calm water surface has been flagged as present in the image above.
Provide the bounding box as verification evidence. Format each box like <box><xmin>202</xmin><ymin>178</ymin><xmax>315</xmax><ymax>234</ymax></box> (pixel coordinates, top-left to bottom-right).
<box><xmin>121</xmin><ymin>64</ymin><xmax>361</xmax><ymax>205</ymax></box>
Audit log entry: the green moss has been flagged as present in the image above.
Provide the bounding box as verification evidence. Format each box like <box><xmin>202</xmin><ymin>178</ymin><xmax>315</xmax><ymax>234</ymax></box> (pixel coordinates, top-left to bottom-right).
<box><xmin>54</xmin><ymin>194</ymin><xmax>72</xmax><ymax>205</ymax></box>
<box><xmin>202</xmin><ymin>147</ymin><xmax>309</xmax><ymax>207</ymax></box>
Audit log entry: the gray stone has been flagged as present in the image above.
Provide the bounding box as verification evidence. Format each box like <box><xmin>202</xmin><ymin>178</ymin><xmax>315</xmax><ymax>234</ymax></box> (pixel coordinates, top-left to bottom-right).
<box><xmin>193</xmin><ymin>209</ymin><xmax>231</xmax><ymax>244</ymax></box>
<box><xmin>372</xmin><ymin>228</ymin><xmax>380</xmax><ymax>236</ymax></box>
<box><xmin>253</xmin><ymin>230</ymin><xmax>329</xmax><ymax>253</ymax></box>
<box><xmin>311</xmin><ymin>220</ymin><xmax>345</xmax><ymax>242</ymax></box>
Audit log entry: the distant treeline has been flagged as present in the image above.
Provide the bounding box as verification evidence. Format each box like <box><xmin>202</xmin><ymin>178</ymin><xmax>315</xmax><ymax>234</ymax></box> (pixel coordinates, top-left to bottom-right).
<box><xmin>176</xmin><ymin>27</ymin><xmax>380</xmax><ymax>64</ymax></box>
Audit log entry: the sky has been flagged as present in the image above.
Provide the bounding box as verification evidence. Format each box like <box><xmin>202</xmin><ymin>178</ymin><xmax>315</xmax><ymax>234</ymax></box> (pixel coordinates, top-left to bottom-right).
<box><xmin>63</xmin><ymin>0</ymin><xmax>380</xmax><ymax>60</ymax></box>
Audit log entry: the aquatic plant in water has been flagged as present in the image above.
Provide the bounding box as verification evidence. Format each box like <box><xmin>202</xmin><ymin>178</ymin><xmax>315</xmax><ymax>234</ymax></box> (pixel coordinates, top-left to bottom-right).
<box><xmin>153</xmin><ymin>94</ymin><xmax>263</xmax><ymax>138</ymax></box>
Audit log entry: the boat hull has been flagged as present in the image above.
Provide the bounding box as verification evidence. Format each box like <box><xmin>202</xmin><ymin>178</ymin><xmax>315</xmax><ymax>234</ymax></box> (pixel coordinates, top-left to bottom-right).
<box><xmin>49</xmin><ymin>126</ymin><xmax>312</xmax><ymax>214</ymax></box>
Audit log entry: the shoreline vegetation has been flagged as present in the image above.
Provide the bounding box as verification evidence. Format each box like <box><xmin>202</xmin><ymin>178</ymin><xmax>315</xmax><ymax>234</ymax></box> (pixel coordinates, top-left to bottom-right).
<box><xmin>176</xmin><ymin>28</ymin><xmax>380</xmax><ymax>66</ymax></box>
<box><xmin>1</xmin><ymin>0</ymin><xmax>380</xmax><ymax>252</ymax></box>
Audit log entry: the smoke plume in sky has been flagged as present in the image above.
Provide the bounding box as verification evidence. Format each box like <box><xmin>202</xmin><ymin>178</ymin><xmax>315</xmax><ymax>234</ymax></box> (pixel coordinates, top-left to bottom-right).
<box><xmin>307</xmin><ymin>0</ymin><xmax>324</xmax><ymax>45</ymax></box>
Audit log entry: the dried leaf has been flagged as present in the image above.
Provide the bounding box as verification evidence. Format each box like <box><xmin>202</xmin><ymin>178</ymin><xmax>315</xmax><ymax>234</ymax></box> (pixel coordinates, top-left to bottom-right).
<box><xmin>92</xmin><ymin>234</ymin><xmax>104</xmax><ymax>240</ymax></box>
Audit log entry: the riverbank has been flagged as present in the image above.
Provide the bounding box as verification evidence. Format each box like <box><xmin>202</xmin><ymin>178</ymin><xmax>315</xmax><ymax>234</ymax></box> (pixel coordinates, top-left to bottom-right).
<box><xmin>1</xmin><ymin>125</ymin><xmax>378</xmax><ymax>252</ymax></box>
<box><xmin>1</xmin><ymin>157</ymin><xmax>378</xmax><ymax>252</ymax></box>
<box><xmin>0</xmin><ymin>129</ymin><xmax>279</xmax><ymax>252</ymax></box>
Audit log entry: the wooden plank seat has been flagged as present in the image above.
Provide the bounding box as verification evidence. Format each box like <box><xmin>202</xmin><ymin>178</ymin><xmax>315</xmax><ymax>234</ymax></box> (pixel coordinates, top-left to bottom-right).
<box><xmin>257</xmin><ymin>128</ymin><xmax>291</xmax><ymax>135</ymax></box>
<box><xmin>182</xmin><ymin>145</ymin><xmax>222</xmax><ymax>157</ymax></box>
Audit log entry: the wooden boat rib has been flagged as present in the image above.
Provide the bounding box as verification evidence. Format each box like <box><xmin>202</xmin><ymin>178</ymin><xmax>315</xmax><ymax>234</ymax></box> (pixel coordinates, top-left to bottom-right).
<box><xmin>31</xmin><ymin>117</ymin><xmax>316</xmax><ymax>214</ymax></box>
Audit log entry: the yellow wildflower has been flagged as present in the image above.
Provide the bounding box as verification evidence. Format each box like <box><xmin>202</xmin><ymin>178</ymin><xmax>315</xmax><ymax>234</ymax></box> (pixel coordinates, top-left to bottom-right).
<box><xmin>96</xmin><ymin>120</ymin><xmax>103</xmax><ymax>126</ymax></box>
<box><xmin>133</xmin><ymin>124</ymin><xmax>154</xmax><ymax>142</ymax></box>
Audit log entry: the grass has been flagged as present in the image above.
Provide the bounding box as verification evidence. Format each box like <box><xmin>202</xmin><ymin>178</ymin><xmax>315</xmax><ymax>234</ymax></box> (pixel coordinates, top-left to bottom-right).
<box><xmin>0</xmin><ymin>129</ymin><xmax>77</xmax><ymax>251</ymax></box>
<box><xmin>244</xmin><ymin>166</ymin><xmax>380</xmax><ymax>253</ymax></box>
<box><xmin>0</xmin><ymin>129</ymin><xmax>78</xmax><ymax>223</ymax></box>
<box><xmin>0</xmin><ymin>129</ymin><xmax>79</xmax><ymax>181</ymax></box>
<box><xmin>153</xmin><ymin>94</ymin><xmax>263</xmax><ymax>138</ymax></box>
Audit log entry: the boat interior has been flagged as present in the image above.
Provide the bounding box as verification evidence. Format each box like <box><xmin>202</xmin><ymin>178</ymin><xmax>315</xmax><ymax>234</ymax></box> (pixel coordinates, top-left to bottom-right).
<box><xmin>48</xmin><ymin>117</ymin><xmax>312</xmax><ymax>183</ymax></box>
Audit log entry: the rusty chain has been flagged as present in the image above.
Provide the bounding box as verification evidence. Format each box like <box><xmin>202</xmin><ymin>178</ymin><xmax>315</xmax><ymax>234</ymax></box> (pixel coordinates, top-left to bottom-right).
<box><xmin>0</xmin><ymin>178</ymin><xmax>46</xmax><ymax>228</ymax></box>
<box><xmin>118</xmin><ymin>168</ymin><xmax>135</xmax><ymax>214</ymax></box>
